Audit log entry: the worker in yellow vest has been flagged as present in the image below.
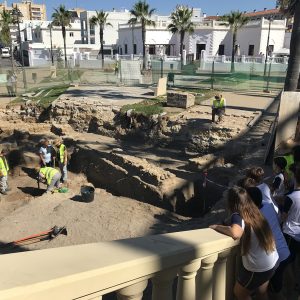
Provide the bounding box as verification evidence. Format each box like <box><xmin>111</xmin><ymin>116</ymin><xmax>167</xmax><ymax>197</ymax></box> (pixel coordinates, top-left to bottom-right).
<box><xmin>54</xmin><ymin>139</ymin><xmax>68</xmax><ymax>183</ymax></box>
<box><xmin>38</xmin><ymin>167</ymin><xmax>61</xmax><ymax>193</ymax></box>
<box><xmin>212</xmin><ymin>94</ymin><xmax>226</xmax><ymax>123</ymax></box>
<box><xmin>0</xmin><ymin>147</ymin><xmax>10</xmax><ymax>195</ymax></box>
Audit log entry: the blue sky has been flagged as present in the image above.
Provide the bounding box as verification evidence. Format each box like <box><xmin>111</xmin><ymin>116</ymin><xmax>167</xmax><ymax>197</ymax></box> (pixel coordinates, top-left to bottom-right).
<box><xmin>8</xmin><ymin>0</ymin><xmax>277</xmax><ymax>17</ymax></box>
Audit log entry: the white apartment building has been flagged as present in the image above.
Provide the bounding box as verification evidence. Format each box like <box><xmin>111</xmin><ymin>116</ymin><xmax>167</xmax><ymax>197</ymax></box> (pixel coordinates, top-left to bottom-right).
<box><xmin>185</xmin><ymin>18</ymin><xmax>287</xmax><ymax>59</ymax></box>
<box><xmin>118</xmin><ymin>10</ymin><xmax>287</xmax><ymax>60</ymax></box>
<box><xmin>117</xmin><ymin>8</ymin><xmax>204</xmax><ymax>56</ymax></box>
<box><xmin>80</xmin><ymin>9</ymin><xmax>132</xmax><ymax>55</ymax></box>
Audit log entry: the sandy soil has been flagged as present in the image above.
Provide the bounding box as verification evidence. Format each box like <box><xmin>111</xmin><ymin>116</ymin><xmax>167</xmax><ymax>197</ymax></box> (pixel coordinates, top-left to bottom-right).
<box><xmin>0</xmin><ymin>171</ymin><xmax>189</xmax><ymax>253</ymax></box>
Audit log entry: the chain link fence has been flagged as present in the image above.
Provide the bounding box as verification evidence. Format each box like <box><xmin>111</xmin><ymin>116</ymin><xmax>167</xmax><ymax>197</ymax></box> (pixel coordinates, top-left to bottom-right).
<box><xmin>0</xmin><ymin>57</ymin><xmax>286</xmax><ymax>99</ymax></box>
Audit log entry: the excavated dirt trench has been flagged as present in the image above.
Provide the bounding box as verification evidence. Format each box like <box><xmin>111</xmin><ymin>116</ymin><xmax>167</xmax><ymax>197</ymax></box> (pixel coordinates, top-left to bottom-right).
<box><xmin>0</xmin><ymin>126</ymin><xmax>233</xmax><ymax>217</ymax></box>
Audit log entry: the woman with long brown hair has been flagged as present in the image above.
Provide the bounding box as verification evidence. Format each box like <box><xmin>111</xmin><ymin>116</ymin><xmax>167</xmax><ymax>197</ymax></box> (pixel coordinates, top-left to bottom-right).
<box><xmin>210</xmin><ymin>186</ymin><xmax>279</xmax><ymax>300</ymax></box>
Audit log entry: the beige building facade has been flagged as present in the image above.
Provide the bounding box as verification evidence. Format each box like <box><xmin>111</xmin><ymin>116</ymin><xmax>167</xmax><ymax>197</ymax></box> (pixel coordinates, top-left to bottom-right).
<box><xmin>0</xmin><ymin>0</ymin><xmax>46</xmax><ymax>21</ymax></box>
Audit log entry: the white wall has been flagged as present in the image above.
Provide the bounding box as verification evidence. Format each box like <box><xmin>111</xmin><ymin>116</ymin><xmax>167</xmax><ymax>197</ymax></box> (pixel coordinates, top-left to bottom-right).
<box><xmin>81</xmin><ymin>10</ymin><xmax>131</xmax><ymax>48</ymax></box>
<box><xmin>284</xmin><ymin>32</ymin><xmax>291</xmax><ymax>49</ymax></box>
<box><xmin>236</xmin><ymin>24</ymin><xmax>262</xmax><ymax>56</ymax></box>
<box><xmin>118</xmin><ymin>25</ymin><xmax>174</xmax><ymax>55</ymax></box>
<box><xmin>257</xmin><ymin>20</ymin><xmax>286</xmax><ymax>55</ymax></box>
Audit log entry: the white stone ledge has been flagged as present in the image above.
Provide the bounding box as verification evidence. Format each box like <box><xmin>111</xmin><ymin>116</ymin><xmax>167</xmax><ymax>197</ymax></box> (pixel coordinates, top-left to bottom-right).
<box><xmin>0</xmin><ymin>228</ymin><xmax>239</xmax><ymax>300</ymax></box>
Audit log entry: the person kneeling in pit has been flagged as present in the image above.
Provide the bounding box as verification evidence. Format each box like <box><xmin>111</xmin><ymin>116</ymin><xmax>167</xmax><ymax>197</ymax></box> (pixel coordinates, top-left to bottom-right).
<box><xmin>38</xmin><ymin>167</ymin><xmax>61</xmax><ymax>194</ymax></box>
<box><xmin>212</xmin><ymin>94</ymin><xmax>226</xmax><ymax>123</ymax></box>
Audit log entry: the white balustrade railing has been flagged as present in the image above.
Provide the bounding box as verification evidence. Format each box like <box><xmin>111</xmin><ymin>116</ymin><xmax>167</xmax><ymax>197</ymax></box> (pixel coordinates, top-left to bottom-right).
<box><xmin>0</xmin><ymin>228</ymin><xmax>239</xmax><ymax>300</ymax></box>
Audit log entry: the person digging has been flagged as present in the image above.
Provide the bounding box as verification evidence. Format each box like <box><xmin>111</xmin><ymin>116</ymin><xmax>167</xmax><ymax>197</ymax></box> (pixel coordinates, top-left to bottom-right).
<box><xmin>0</xmin><ymin>147</ymin><xmax>10</xmax><ymax>196</ymax></box>
<box><xmin>38</xmin><ymin>166</ymin><xmax>62</xmax><ymax>194</ymax></box>
<box><xmin>212</xmin><ymin>94</ymin><xmax>226</xmax><ymax>123</ymax></box>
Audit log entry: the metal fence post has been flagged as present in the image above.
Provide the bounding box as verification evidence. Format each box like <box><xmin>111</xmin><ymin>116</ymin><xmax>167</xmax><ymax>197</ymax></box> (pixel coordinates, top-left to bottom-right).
<box><xmin>211</xmin><ymin>60</ymin><xmax>215</xmax><ymax>90</ymax></box>
<box><xmin>265</xmin><ymin>59</ymin><xmax>272</xmax><ymax>93</ymax></box>
<box><xmin>160</xmin><ymin>58</ymin><xmax>164</xmax><ymax>78</ymax></box>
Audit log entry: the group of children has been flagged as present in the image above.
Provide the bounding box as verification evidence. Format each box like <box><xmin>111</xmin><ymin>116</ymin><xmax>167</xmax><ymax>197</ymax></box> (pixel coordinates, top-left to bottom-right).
<box><xmin>210</xmin><ymin>147</ymin><xmax>300</xmax><ymax>300</ymax></box>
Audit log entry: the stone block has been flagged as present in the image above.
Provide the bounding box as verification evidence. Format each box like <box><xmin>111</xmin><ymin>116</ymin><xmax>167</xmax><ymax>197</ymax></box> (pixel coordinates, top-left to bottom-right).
<box><xmin>167</xmin><ymin>92</ymin><xmax>195</xmax><ymax>109</ymax></box>
<box><xmin>189</xmin><ymin>154</ymin><xmax>225</xmax><ymax>170</ymax></box>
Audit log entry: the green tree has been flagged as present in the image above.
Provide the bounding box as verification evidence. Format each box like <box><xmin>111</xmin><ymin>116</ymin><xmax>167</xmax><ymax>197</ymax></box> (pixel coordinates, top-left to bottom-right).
<box><xmin>168</xmin><ymin>5</ymin><xmax>194</xmax><ymax>68</ymax></box>
<box><xmin>90</xmin><ymin>10</ymin><xmax>112</xmax><ymax>69</ymax></box>
<box><xmin>129</xmin><ymin>0</ymin><xmax>156</xmax><ymax>69</ymax></box>
<box><xmin>221</xmin><ymin>11</ymin><xmax>249</xmax><ymax>72</ymax></box>
<box><xmin>277</xmin><ymin>0</ymin><xmax>300</xmax><ymax>91</ymax></box>
<box><xmin>0</xmin><ymin>9</ymin><xmax>14</xmax><ymax>47</ymax></box>
<box><xmin>52</xmin><ymin>5</ymin><xmax>72</xmax><ymax>68</ymax></box>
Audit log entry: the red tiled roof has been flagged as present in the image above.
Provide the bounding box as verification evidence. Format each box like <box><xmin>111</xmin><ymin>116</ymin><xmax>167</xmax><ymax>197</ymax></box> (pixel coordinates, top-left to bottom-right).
<box><xmin>245</xmin><ymin>8</ymin><xmax>282</xmax><ymax>17</ymax></box>
<box><xmin>204</xmin><ymin>16</ymin><xmax>220</xmax><ymax>20</ymax></box>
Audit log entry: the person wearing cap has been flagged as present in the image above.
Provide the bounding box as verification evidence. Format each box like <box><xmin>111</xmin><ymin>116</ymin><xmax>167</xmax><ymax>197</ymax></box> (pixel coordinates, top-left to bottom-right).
<box><xmin>54</xmin><ymin>139</ymin><xmax>68</xmax><ymax>183</ymax></box>
<box><xmin>212</xmin><ymin>94</ymin><xmax>226</xmax><ymax>123</ymax></box>
<box><xmin>38</xmin><ymin>166</ymin><xmax>61</xmax><ymax>193</ymax></box>
<box><xmin>0</xmin><ymin>148</ymin><xmax>10</xmax><ymax>195</ymax></box>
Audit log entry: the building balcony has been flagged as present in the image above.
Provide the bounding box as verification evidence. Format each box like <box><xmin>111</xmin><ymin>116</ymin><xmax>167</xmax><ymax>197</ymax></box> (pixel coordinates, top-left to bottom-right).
<box><xmin>0</xmin><ymin>228</ymin><xmax>239</xmax><ymax>300</ymax></box>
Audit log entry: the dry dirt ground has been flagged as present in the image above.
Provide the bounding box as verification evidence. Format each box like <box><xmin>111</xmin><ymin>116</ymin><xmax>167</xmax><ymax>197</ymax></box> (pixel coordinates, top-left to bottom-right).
<box><xmin>0</xmin><ymin>171</ymin><xmax>190</xmax><ymax>253</ymax></box>
<box><xmin>0</xmin><ymin>87</ymin><xmax>278</xmax><ymax>254</ymax></box>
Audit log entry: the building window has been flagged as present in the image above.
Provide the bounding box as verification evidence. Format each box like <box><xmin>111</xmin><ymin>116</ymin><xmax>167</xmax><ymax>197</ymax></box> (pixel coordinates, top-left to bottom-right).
<box><xmin>248</xmin><ymin>45</ymin><xmax>254</xmax><ymax>56</ymax></box>
<box><xmin>149</xmin><ymin>45</ymin><xmax>155</xmax><ymax>55</ymax></box>
<box><xmin>90</xmin><ymin>24</ymin><xmax>95</xmax><ymax>35</ymax></box>
<box><xmin>133</xmin><ymin>44</ymin><xmax>137</xmax><ymax>54</ymax></box>
<box><xmin>90</xmin><ymin>37</ymin><xmax>95</xmax><ymax>44</ymax></box>
<box><xmin>124</xmin><ymin>44</ymin><xmax>128</xmax><ymax>54</ymax></box>
<box><xmin>69</xmin><ymin>32</ymin><xmax>74</xmax><ymax>37</ymax></box>
<box><xmin>218</xmin><ymin>45</ymin><xmax>225</xmax><ymax>55</ymax></box>
<box><xmin>165</xmin><ymin>45</ymin><xmax>171</xmax><ymax>56</ymax></box>
<box><xmin>268</xmin><ymin>45</ymin><xmax>274</xmax><ymax>55</ymax></box>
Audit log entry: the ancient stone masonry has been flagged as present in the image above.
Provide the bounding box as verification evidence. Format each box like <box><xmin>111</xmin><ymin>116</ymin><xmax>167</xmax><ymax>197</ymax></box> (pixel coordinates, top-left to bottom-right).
<box><xmin>50</xmin><ymin>97</ymin><xmax>119</xmax><ymax>135</ymax></box>
<box><xmin>167</xmin><ymin>92</ymin><xmax>195</xmax><ymax>109</ymax></box>
<box><xmin>70</xmin><ymin>146</ymin><xmax>195</xmax><ymax>213</ymax></box>
<box><xmin>0</xmin><ymin>103</ymin><xmax>42</xmax><ymax>123</ymax></box>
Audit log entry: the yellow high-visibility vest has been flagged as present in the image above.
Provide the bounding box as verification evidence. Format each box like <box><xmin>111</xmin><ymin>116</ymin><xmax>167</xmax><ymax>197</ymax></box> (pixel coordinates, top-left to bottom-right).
<box><xmin>0</xmin><ymin>156</ymin><xmax>9</xmax><ymax>176</ymax></box>
<box><xmin>284</xmin><ymin>154</ymin><xmax>294</xmax><ymax>177</ymax></box>
<box><xmin>213</xmin><ymin>98</ymin><xmax>225</xmax><ymax>109</ymax></box>
<box><xmin>40</xmin><ymin>167</ymin><xmax>59</xmax><ymax>185</ymax></box>
<box><xmin>58</xmin><ymin>144</ymin><xmax>66</xmax><ymax>164</ymax></box>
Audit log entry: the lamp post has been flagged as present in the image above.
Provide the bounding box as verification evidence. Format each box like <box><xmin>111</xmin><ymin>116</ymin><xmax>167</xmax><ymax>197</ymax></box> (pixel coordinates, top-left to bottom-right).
<box><xmin>263</xmin><ymin>18</ymin><xmax>273</xmax><ymax>76</ymax></box>
<box><xmin>12</xmin><ymin>5</ymin><xmax>27</xmax><ymax>89</ymax></box>
<box><xmin>48</xmin><ymin>22</ymin><xmax>54</xmax><ymax>66</ymax></box>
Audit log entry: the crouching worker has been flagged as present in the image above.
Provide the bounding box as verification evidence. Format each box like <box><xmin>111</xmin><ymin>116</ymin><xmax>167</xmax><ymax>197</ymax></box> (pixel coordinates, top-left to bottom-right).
<box><xmin>212</xmin><ymin>94</ymin><xmax>226</xmax><ymax>123</ymax></box>
<box><xmin>54</xmin><ymin>139</ymin><xmax>68</xmax><ymax>183</ymax></box>
<box><xmin>0</xmin><ymin>148</ymin><xmax>10</xmax><ymax>195</ymax></box>
<box><xmin>38</xmin><ymin>167</ymin><xmax>61</xmax><ymax>194</ymax></box>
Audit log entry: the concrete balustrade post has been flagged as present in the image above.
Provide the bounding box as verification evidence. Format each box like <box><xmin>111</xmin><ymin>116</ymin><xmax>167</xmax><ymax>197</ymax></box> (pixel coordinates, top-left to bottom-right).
<box><xmin>176</xmin><ymin>259</ymin><xmax>201</xmax><ymax>300</ymax></box>
<box><xmin>152</xmin><ymin>268</ymin><xmax>178</xmax><ymax>300</ymax></box>
<box><xmin>117</xmin><ymin>280</ymin><xmax>148</xmax><ymax>300</ymax></box>
<box><xmin>213</xmin><ymin>250</ymin><xmax>231</xmax><ymax>300</ymax></box>
<box><xmin>196</xmin><ymin>254</ymin><xmax>218</xmax><ymax>300</ymax></box>
<box><xmin>226</xmin><ymin>247</ymin><xmax>238</xmax><ymax>300</ymax></box>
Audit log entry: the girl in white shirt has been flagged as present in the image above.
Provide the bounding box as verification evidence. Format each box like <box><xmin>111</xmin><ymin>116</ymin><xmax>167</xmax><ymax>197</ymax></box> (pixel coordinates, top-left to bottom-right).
<box><xmin>210</xmin><ymin>186</ymin><xmax>278</xmax><ymax>300</ymax></box>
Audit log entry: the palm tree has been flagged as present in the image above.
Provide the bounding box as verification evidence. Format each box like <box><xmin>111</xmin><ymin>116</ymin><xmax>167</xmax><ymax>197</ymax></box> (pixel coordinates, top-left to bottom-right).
<box><xmin>221</xmin><ymin>11</ymin><xmax>249</xmax><ymax>72</ymax></box>
<box><xmin>0</xmin><ymin>9</ymin><xmax>13</xmax><ymax>47</ymax></box>
<box><xmin>277</xmin><ymin>0</ymin><xmax>300</xmax><ymax>91</ymax></box>
<box><xmin>168</xmin><ymin>5</ymin><xmax>194</xmax><ymax>68</ymax></box>
<box><xmin>129</xmin><ymin>0</ymin><xmax>156</xmax><ymax>69</ymax></box>
<box><xmin>52</xmin><ymin>5</ymin><xmax>72</xmax><ymax>68</ymax></box>
<box><xmin>90</xmin><ymin>10</ymin><xmax>112</xmax><ymax>69</ymax></box>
